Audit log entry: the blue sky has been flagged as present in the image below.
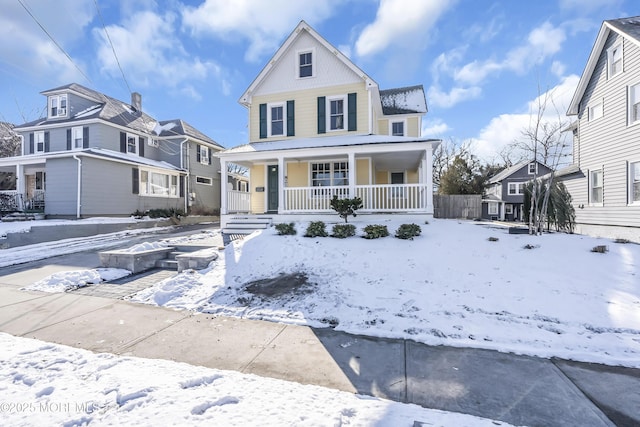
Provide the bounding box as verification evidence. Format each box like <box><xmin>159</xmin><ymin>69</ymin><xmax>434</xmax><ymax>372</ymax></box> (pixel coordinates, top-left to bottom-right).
<box><xmin>0</xmin><ymin>0</ymin><xmax>636</xmax><ymax>162</ymax></box>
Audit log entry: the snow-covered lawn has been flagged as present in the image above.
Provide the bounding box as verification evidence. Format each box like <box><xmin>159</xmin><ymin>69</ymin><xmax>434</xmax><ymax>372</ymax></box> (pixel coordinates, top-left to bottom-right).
<box><xmin>23</xmin><ymin>268</ymin><xmax>131</xmax><ymax>293</ymax></box>
<box><xmin>0</xmin><ymin>333</ymin><xmax>509</xmax><ymax>426</ymax></box>
<box><xmin>0</xmin><ymin>216</ymin><xmax>154</xmax><ymax>238</ymax></box>
<box><xmin>127</xmin><ymin>219</ymin><xmax>640</xmax><ymax>368</ymax></box>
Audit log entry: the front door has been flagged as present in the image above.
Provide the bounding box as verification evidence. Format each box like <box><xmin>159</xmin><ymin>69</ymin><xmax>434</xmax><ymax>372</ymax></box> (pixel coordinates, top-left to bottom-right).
<box><xmin>267</xmin><ymin>165</ymin><xmax>278</xmax><ymax>212</ymax></box>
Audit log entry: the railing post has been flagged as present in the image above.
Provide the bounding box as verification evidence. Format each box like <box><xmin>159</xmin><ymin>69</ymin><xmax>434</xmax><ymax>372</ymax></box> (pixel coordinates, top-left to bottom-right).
<box><xmin>220</xmin><ymin>159</ymin><xmax>227</xmax><ymax>215</ymax></box>
<box><xmin>348</xmin><ymin>152</ymin><xmax>355</xmax><ymax>198</ymax></box>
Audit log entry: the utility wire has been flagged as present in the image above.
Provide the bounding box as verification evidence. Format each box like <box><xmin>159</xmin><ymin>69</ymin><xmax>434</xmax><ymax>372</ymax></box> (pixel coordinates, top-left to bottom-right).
<box><xmin>17</xmin><ymin>0</ymin><xmax>92</xmax><ymax>85</ymax></box>
<box><xmin>93</xmin><ymin>0</ymin><xmax>132</xmax><ymax>95</ymax></box>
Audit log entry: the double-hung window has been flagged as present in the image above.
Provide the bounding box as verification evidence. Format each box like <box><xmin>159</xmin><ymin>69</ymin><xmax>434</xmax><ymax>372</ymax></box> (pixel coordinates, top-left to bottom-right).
<box><xmin>270</xmin><ymin>104</ymin><xmax>284</xmax><ymax>136</ymax></box>
<box><xmin>298</xmin><ymin>51</ymin><xmax>313</xmax><ymax>78</ymax></box>
<box><xmin>34</xmin><ymin>131</ymin><xmax>45</xmax><ymax>153</ymax></box>
<box><xmin>72</xmin><ymin>126</ymin><xmax>83</xmax><ymax>149</ymax></box>
<box><xmin>528</xmin><ymin>163</ymin><xmax>537</xmax><ymax>174</ymax></box>
<box><xmin>127</xmin><ymin>133</ymin><xmax>138</xmax><ymax>155</ymax></box>
<box><xmin>329</xmin><ymin>98</ymin><xmax>345</xmax><ymax>131</ymax></box>
<box><xmin>391</xmin><ymin>121</ymin><xmax>405</xmax><ymax>136</ymax></box>
<box><xmin>629</xmin><ymin>83</ymin><xmax>640</xmax><ymax>125</ymax></box>
<box><xmin>488</xmin><ymin>203</ymin><xmax>498</xmax><ymax>215</ymax></box>
<box><xmin>630</xmin><ymin>162</ymin><xmax>640</xmax><ymax>204</ymax></box>
<box><xmin>199</xmin><ymin>145</ymin><xmax>209</xmax><ymax>165</ymax></box>
<box><xmin>508</xmin><ymin>182</ymin><xmax>525</xmax><ymax>195</ymax></box>
<box><xmin>590</xmin><ymin>169</ymin><xmax>603</xmax><ymax>204</ymax></box>
<box><xmin>139</xmin><ymin>169</ymin><xmax>178</xmax><ymax>197</ymax></box>
<box><xmin>608</xmin><ymin>43</ymin><xmax>623</xmax><ymax>78</ymax></box>
<box><xmin>49</xmin><ymin>95</ymin><xmax>67</xmax><ymax>118</ymax></box>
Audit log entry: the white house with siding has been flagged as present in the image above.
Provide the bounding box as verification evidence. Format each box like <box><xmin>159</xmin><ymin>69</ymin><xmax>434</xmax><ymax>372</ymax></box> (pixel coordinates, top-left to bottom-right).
<box><xmin>560</xmin><ymin>16</ymin><xmax>640</xmax><ymax>242</ymax></box>
<box><xmin>217</xmin><ymin>20</ymin><xmax>440</xmax><ymax>231</ymax></box>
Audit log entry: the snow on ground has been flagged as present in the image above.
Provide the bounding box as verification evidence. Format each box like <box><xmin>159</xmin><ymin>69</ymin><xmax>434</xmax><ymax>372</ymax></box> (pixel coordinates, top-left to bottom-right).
<box><xmin>0</xmin><ymin>217</ymin><xmax>155</xmax><ymax>238</ymax></box>
<box><xmin>130</xmin><ymin>219</ymin><xmax>640</xmax><ymax>368</ymax></box>
<box><xmin>23</xmin><ymin>268</ymin><xmax>130</xmax><ymax>293</ymax></box>
<box><xmin>0</xmin><ymin>333</ymin><xmax>511</xmax><ymax>427</ymax></box>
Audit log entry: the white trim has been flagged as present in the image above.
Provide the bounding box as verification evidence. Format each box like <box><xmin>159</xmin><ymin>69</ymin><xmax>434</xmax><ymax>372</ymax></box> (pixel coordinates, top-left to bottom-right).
<box><xmin>34</xmin><ymin>131</ymin><xmax>45</xmax><ymax>153</ymax></box>
<box><xmin>628</xmin><ymin>82</ymin><xmax>640</xmax><ymax>126</ymax></box>
<box><xmin>267</xmin><ymin>102</ymin><xmax>286</xmax><ymax>137</ymax></box>
<box><xmin>139</xmin><ymin>168</ymin><xmax>180</xmax><ymax>198</ymax></box>
<box><xmin>589</xmin><ymin>169</ymin><xmax>603</xmax><ymax>205</ymax></box>
<box><xmin>629</xmin><ymin>160</ymin><xmax>640</xmax><ymax>205</ymax></box>
<box><xmin>607</xmin><ymin>41</ymin><xmax>623</xmax><ymax>79</ymax></box>
<box><xmin>507</xmin><ymin>182</ymin><xmax>525</xmax><ymax>195</ymax></box>
<box><xmin>327</xmin><ymin>94</ymin><xmax>347</xmax><ymax>132</ymax></box>
<box><xmin>71</xmin><ymin>126</ymin><xmax>84</xmax><ymax>150</ymax></box>
<box><xmin>199</xmin><ymin>144</ymin><xmax>210</xmax><ymax>165</ymax></box>
<box><xmin>296</xmin><ymin>47</ymin><xmax>315</xmax><ymax>79</ymax></box>
<box><xmin>527</xmin><ymin>162</ymin><xmax>538</xmax><ymax>175</ymax></box>
<box><xmin>588</xmin><ymin>100</ymin><xmax>603</xmax><ymax>122</ymax></box>
<box><xmin>126</xmin><ymin>133</ymin><xmax>139</xmax><ymax>156</ymax></box>
<box><xmin>196</xmin><ymin>176</ymin><xmax>213</xmax><ymax>185</ymax></box>
<box><xmin>488</xmin><ymin>202</ymin><xmax>499</xmax><ymax>215</ymax></box>
<box><xmin>389</xmin><ymin>118</ymin><xmax>407</xmax><ymax>136</ymax></box>
<box><xmin>48</xmin><ymin>94</ymin><xmax>68</xmax><ymax>119</ymax></box>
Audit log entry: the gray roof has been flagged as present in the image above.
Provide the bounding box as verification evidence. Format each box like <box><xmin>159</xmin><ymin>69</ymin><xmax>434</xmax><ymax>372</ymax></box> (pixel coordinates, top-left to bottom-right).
<box><xmin>606</xmin><ymin>16</ymin><xmax>640</xmax><ymax>42</ymax></box>
<box><xmin>379</xmin><ymin>85</ymin><xmax>427</xmax><ymax>115</ymax></box>
<box><xmin>157</xmin><ymin>119</ymin><xmax>223</xmax><ymax>148</ymax></box>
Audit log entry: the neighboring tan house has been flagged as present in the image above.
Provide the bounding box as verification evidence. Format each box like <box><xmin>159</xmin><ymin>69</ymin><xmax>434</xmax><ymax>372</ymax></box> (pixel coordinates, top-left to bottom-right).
<box><xmin>482</xmin><ymin>160</ymin><xmax>552</xmax><ymax>221</ymax></box>
<box><xmin>217</xmin><ymin>20</ymin><xmax>440</xmax><ymax>230</ymax></box>
<box><xmin>560</xmin><ymin>16</ymin><xmax>640</xmax><ymax>241</ymax></box>
<box><xmin>0</xmin><ymin>83</ymin><xmax>222</xmax><ymax>218</ymax></box>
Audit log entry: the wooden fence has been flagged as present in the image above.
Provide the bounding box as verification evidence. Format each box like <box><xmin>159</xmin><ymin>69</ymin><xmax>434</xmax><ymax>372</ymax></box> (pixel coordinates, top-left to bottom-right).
<box><xmin>433</xmin><ymin>194</ymin><xmax>481</xmax><ymax>219</ymax></box>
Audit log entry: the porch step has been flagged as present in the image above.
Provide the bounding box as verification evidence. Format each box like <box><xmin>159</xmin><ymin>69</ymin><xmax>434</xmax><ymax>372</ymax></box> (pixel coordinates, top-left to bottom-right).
<box><xmin>222</xmin><ymin>216</ymin><xmax>272</xmax><ymax>235</ymax></box>
<box><xmin>155</xmin><ymin>259</ymin><xmax>179</xmax><ymax>269</ymax></box>
<box><xmin>1</xmin><ymin>212</ymin><xmax>40</xmax><ymax>222</ymax></box>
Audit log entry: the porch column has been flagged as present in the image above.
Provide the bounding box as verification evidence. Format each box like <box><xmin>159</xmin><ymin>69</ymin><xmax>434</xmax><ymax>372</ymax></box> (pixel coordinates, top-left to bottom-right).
<box><xmin>220</xmin><ymin>158</ymin><xmax>227</xmax><ymax>215</ymax></box>
<box><xmin>425</xmin><ymin>147</ymin><xmax>434</xmax><ymax>214</ymax></box>
<box><xmin>16</xmin><ymin>164</ymin><xmax>25</xmax><ymax>210</ymax></box>
<box><xmin>277</xmin><ymin>156</ymin><xmax>285</xmax><ymax>213</ymax></box>
<box><xmin>348</xmin><ymin>152</ymin><xmax>355</xmax><ymax>198</ymax></box>
<box><xmin>500</xmin><ymin>202</ymin><xmax>505</xmax><ymax>221</ymax></box>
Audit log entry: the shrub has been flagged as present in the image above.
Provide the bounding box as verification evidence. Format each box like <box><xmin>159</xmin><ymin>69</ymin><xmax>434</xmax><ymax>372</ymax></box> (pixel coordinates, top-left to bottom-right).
<box><xmin>395</xmin><ymin>223</ymin><xmax>421</xmax><ymax>240</ymax></box>
<box><xmin>487</xmin><ymin>236</ymin><xmax>499</xmax><ymax>242</ymax></box>
<box><xmin>613</xmin><ymin>238</ymin><xmax>631</xmax><ymax>244</ymax></box>
<box><xmin>275</xmin><ymin>222</ymin><xmax>296</xmax><ymax>235</ymax></box>
<box><xmin>330</xmin><ymin>196</ymin><xmax>363</xmax><ymax>223</ymax></box>
<box><xmin>146</xmin><ymin>208</ymin><xmax>185</xmax><ymax>219</ymax></box>
<box><xmin>331</xmin><ymin>224</ymin><xmax>356</xmax><ymax>238</ymax></box>
<box><xmin>132</xmin><ymin>209</ymin><xmax>146</xmax><ymax>219</ymax></box>
<box><xmin>363</xmin><ymin>224</ymin><xmax>389</xmax><ymax>239</ymax></box>
<box><xmin>591</xmin><ymin>245</ymin><xmax>608</xmax><ymax>253</ymax></box>
<box><xmin>304</xmin><ymin>221</ymin><xmax>328</xmax><ymax>237</ymax></box>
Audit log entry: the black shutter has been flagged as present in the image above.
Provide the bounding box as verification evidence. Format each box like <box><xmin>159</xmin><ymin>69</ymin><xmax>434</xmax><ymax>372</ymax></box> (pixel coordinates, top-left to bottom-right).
<box><xmin>287</xmin><ymin>100</ymin><xmax>295</xmax><ymax>136</ymax></box>
<box><xmin>317</xmin><ymin>96</ymin><xmax>326</xmax><ymax>134</ymax></box>
<box><xmin>44</xmin><ymin>132</ymin><xmax>50</xmax><ymax>152</ymax></box>
<box><xmin>259</xmin><ymin>103</ymin><xmax>267</xmax><ymax>139</ymax></box>
<box><xmin>83</xmin><ymin>127</ymin><xmax>89</xmax><ymax>148</ymax></box>
<box><xmin>139</xmin><ymin>137</ymin><xmax>145</xmax><ymax>157</ymax></box>
<box><xmin>120</xmin><ymin>132</ymin><xmax>126</xmax><ymax>153</ymax></box>
<box><xmin>180</xmin><ymin>175</ymin><xmax>185</xmax><ymax>197</ymax></box>
<box><xmin>132</xmin><ymin>168</ymin><xmax>139</xmax><ymax>194</ymax></box>
<box><xmin>66</xmin><ymin>129</ymin><xmax>72</xmax><ymax>150</ymax></box>
<box><xmin>348</xmin><ymin>93</ymin><xmax>357</xmax><ymax>131</ymax></box>
<box><xmin>208</xmin><ymin>147</ymin><xmax>212</xmax><ymax>165</ymax></box>
<box><xmin>197</xmin><ymin>145</ymin><xmax>201</xmax><ymax>163</ymax></box>
<box><xmin>29</xmin><ymin>133</ymin><xmax>34</xmax><ymax>154</ymax></box>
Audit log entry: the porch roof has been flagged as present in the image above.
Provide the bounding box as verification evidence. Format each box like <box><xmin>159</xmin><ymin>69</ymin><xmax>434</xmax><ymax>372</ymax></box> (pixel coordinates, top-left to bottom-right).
<box><xmin>220</xmin><ymin>134</ymin><xmax>440</xmax><ymax>156</ymax></box>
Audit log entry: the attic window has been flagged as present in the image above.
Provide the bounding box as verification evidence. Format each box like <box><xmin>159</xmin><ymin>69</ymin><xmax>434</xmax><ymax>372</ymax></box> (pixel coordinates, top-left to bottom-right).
<box><xmin>391</xmin><ymin>121</ymin><xmax>405</xmax><ymax>136</ymax></box>
<box><xmin>528</xmin><ymin>163</ymin><xmax>537</xmax><ymax>174</ymax></box>
<box><xmin>608</xmin><ymin>43</ymin><xmax>623</xmax><ymax>78</ymax></box>
<box><xmin>49</xmin><ymin>94</ymin><xmax>67</xmax><ymax>118</ymax></box>
<box><xmin>298</xmin><ymin>50</ymin><xmax>314</xmax><ymax>78</ymax></box>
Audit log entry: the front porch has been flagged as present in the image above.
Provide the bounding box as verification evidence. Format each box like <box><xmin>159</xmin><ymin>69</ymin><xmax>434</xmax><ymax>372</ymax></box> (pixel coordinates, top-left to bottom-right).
<box><xmin>0</xmin><ymin>157</ymin><xmax>47</xmax><ymax>216</ymax></box>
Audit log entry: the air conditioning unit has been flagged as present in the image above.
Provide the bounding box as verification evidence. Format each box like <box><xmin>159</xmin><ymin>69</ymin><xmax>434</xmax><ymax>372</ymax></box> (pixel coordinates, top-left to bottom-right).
<box><xmin>59</xmin><ymin>108</ymin><xmax>66</xmax><ymax>116</ymax></box>
<box><xmin>148</xmin><ymin>139</ymin><xmax>159</xmax><ymax>147</ymax></box>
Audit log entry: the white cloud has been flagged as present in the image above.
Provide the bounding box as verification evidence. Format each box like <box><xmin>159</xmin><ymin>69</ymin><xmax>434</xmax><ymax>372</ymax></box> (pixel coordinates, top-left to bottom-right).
<box><xmin>0</xmin><ymin>1</ymin><xmax>94</xmax><ymax>83</ymax></box>
<box><xmin>93</xmin><ymin>11</ymin><xmax>221</xmax><ymax>96</ymax></box>
<box><xmin>472</xmin><ymin>75</ymin><xmax>580</xmax><ymax>163</ymax></box>
<box><xmin>355</xmin><ymin>0</ymin><xmax>455</xmax><ymax>57</ymax></box>
<box><xmin>422</xmin><ymin>118</ymin><xmax>451</xmax><ymax>137</ymax></box>
<box><xmin>559</xmin><ymin>0</ymin><xmax>623</xmax><ymax>12</ymax></box>
<box><xmin>181</xmin><ymin>0</ymin><xmax>336</xmax><ymax>62</ymax></box>
<box><xmin>551</xmin><ymin>61</ymin><xmax>567</xmax><ymax>78</ymax></box>
<box><xmin>427</xmin><ymin>85</ymin><xmax>481</xmax><ymax>109</ymax></box>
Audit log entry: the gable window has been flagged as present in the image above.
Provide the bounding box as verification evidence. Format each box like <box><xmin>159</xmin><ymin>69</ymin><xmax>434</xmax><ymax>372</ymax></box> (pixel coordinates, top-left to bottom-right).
<box><xmin>72</xmin><ymin>126</ymin><xmax>84</xmax><ymax>149</ymax></box>
<box><xmin>329</xmin><ymin>97</ymin><xmax>345</xmax><ymax>131</ymax></box>
<box><xmin>590</xmin><ymin>169</ymin><xmax>603</xmax><ymax>204</ymax></box>
<box><xmin>34</xmin><ymin>131</ymin><xmax>45</xmax><ymax>153</ymax></box>
<box><xmin>528</xmin><ymin>163</ymin><xmax>537</xmax><ymax>174</ymax></box>
<box><xmin>139</xmin><ymin>169</ymin><xmax>178</xmax><ymax>197</ymax></box>
<box><xmin>488</xmin><ymin>202</ymin><xmax>498</xmax><ymax>215</ymax></box>
<box><xmin>391</xmin><ymin>121</ymin><xmax>405</xmax><ymax>136</ymax></box>
<box><xmin>126</xmin><ymin>133</ymin><xmax>138</xmax><ymax>155</ymax></box>
<box><xmin>49</xmin><ymin>95</ymin><xmax>67</xmax><ymax>118</ymax></box>
<box><xmin>199</xmin><ymin>145</ymin><xmax>210</xmax><ymax>165</ymax></box>
<box><xmin>298</xmin><ymin>50</ymin><xmax>313</xmax><ymax>78</ymax></box>
<box><xmin>608</xmin><ymin>43</ymin><xmax>623</xmax><ymax>78</ymax></box>
<box><xmin>629</xmin><ymin>83</ymin><xmax>640</xmax><ymax>125</ymax></box>
<box><xmin>630</xmin><ymin>162</ymin><xmax>640</xmax><ymax>204</ymax></box>
<box><xmin>588</xmin><ymin>102</ymin><xmax>603</xmax><ymax>121</ymax></box>
<box><xmin>508</xmin><ymin>182</ymin><xmax>525</xmax><ymax>195</ymax></box>
<box><xmin>196</xmin><ymin>176</ymin><xmax>212</xmax><ymax>185</ymax></box>
<box><xmin>269</xmin><ymin>104</ymin><xmax>284</xmax><ymax>136</ymax></box>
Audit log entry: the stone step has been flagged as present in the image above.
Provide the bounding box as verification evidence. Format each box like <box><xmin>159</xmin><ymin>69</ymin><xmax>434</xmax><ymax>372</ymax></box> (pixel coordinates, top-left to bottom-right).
<box><xmin>155</xmin><ymin>259</ymin><xmax>178</xmax><ymax>269</ymax></box>
<box><xmin>222</xmin><ymin>228</ymin><xmax>262</xmax><ymax>235</ymax></box>
<box><xmin>225</xmin><ymin>222</ymin><xmax>270</xmax><ymax>229</ymax></box>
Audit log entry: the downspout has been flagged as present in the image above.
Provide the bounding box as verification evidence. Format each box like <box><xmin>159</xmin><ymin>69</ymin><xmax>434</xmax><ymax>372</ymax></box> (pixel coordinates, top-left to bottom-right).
<box><xmin>73</xmin><ymin>155</ymin><xmax>82</xmax><ymax>219</ymax></box>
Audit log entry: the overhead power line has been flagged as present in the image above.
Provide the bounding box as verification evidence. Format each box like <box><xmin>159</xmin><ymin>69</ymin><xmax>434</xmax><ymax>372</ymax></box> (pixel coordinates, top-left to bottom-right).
<box><xmin>93</xmin><ymin>0</ymin><xmax>132</xmax><ymax>95</ymax></box>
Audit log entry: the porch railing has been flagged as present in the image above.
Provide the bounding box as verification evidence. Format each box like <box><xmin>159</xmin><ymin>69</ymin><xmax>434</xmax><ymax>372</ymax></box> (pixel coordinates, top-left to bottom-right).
<box><xmin>227</xmin><ymin>189</ymin><xmax>251</xmax><ymax>213</ymax></box>
<box><xmin>284</xmin><ymin>186</ymin><xmax>349</xmax><ymax>212</ymax></box>
<box><xmin>0</xmin><ymin>190</ymin><xmax>23</xmax><ymax>213</ymax></box>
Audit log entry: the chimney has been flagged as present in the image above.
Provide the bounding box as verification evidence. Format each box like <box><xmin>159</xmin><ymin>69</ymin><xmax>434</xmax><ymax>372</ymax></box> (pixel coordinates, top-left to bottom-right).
<box><xmin>131</xmin><ymin>92</ymin><xmax>142</xmax><ymax>113</ymax></box>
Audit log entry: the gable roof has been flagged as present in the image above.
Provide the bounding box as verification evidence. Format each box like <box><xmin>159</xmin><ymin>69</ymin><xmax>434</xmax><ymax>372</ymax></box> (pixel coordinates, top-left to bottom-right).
<box><xmin>156</xmin><ymin>119</ymin><xmax>223</xmax><ymax>149</ymax></box>
<box><xmin>239</xmin><ymin>20</ymin><xmax>377</xmax><ymax>106</ymax></box>
<box><xmin>380</xmin><ymin>85</ymin><xmax>428</xmax><ymax>115</ymax></box>
<box><xmin>567</xmin><ymin>16</ymin><xmax>640</xmax><ymax>115</ymax></box>
<box><xmin>488</xmin><ymin>160</ymin><xmax>549</xmax><ymax>184</ymax></box>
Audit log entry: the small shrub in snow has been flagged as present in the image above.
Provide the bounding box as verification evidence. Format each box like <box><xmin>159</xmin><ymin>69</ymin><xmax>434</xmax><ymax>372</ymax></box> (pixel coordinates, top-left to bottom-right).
<box><xmin>424</xmin><ymin>220</ymin><xmax>429</xmax><ymax>225</ymax></box>
<box><xmin>613</xmin><ymin>238</ymin><xmax>631</xmax><ymax>244</ymax></box>
<box><xmin>523</xmin><ymin>243</ymin><xmax>539</xmax><ymax>250</ymax></box>
<box><xmin>488</xmin><ymin>236</ymin><xmax>499</xmax><ymax>242</ymax></box>
<box><xmin>304</xmin><ymin>221</ymin><xmax>328</xmax><ymax>238</ymax></box>
<box><xmin>591</xmin><ymin>245</ymin><xmax>608</xmax><ymax>253</ymax></box>
<box><xmin>331</xmin><ymin>224</ymin><xmax>356</xmax><ymax>238</ymax></box>
<box><xmin>395</xmin><ymin>223</ymin><xmax>421</xmax><ymax>240</ymax></box>
<box><xmin>330</xmin><ymin>196</ymin><xmax>363</xmax><ymax>223</ymax></box>
<box><xmin>363</xmin><ymin>224</ymin><xmax>389</xmax><ymax>239</ymax></box>
<box><xmin>274</xmin><ymin>223</ymin><xmax>296</xmax><ymax>235</ymax></box>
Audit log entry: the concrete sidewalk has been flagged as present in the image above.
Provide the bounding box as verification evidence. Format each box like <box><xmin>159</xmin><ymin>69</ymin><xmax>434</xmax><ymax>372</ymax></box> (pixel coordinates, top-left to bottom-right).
<box><xmin>1</xmin><ymin>284</ymin><xmax>638</xmax><ymax>426</ymax></box>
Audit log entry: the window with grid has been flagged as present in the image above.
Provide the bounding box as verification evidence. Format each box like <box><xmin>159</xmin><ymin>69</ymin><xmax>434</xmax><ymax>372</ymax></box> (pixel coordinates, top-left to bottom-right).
<box><xmin>127</xmin><ymin>133</ymin><xmax>138</xmax><ymax>155</ymax></box>
<box><xmin>299</xmin><ymin>52</ymin><xmax>312</xmax><ymax>78</ymax></box>
<box><xmin>629</xmin><ymin>83</ymin><xmax>640</xmax><ymax>125</ymax></box>
<box><xmin>608</xmin><ymin>44</ymin><xmax>623</xmax><ymax>78</ymax></box>
<box><xmin>630</xmin><ymin>162</ymin><xmax>640</xmax><ymax>203</ymax></box>
<box><xmin>391</xmin><ymin>121</ymin><xmax>404</xmax><ymax>136</ymax></box>
<box><xmin>35</xmin><ymin>132</ymin><xmax>45</xmax><ymax>153</ymax></box>
<box><xmin>72</xmin><ymin>126</ymin><xmax>83</xmax><ymax>149</ymax></box>
<box><xmin>49</xmin><ymin>95</ymin><xmax>67</xmax><ymax>118</ymax></box>
<box><xmin>271</xmin><ymin>105</ymin><xmax>284</xmax><ymax>136</ymax></box>
<box><xmin>330</xmin><ymin>99</ymin><xmax>344</xmax><ymax>130</ymax></box>
<box><xmin>591</xmin><ymin>170</ymin><xmax>603</xmax><ymax>204</ymax></box>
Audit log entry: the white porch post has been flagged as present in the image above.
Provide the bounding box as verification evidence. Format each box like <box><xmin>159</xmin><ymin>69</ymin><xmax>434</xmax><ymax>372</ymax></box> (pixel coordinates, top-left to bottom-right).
<box><xmin>348</xmin><ymin>152</ymin><xmax>355</xmax><ymax>198</ymax></box>
<box><xmin>220</xmin><ymin>158</ymin><xmax>227</xmax><ymax>215</ymax></box>
<box><xmin>16</xmin><ymin>164</ymin><xmax>25</xmax><ymax>210</ymax></box>
<box><xmin>500</xmin><ymin>202</ymin><xmax>505</xmax><ymax>221</ymax></box>
<box><xmin>425</xmin><ymin>147</ymin><xmax>434</xmax><ymax>214</ymax></box>
<box><xmin>277</xmin><ymin>156</ymin><xmax>285</xmax><ymax>213</ymax></box>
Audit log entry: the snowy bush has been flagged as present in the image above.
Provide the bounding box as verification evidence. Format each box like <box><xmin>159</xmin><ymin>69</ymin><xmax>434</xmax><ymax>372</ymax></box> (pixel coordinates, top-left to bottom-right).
<box><xmin>304</xmin><ymin>221</ymin><xmax>328</xmax><ymax>237</ymax></box>
<box><xmin>331</xmin><ymin>224</ymin><xmax>356</xmax><ymax>238</ymax></box>
<box><xmin>395</xmin><ymin>223</ymin><xmax>421</xmax><ymax>240</ymax></box>
<box><xmin>363</xmin><ymin>224</ymin><xmax>389</xmax><ymax>239</ymax></box>
<box><xmin>275</xmin><ymin>223</ymin><xmax>296</xmax><ymax>235</ymax></box>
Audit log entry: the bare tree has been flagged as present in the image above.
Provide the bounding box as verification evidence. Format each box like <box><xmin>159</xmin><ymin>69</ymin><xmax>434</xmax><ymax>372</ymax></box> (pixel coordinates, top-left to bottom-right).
<box><xmin>227</xmin><ymin>162</ymin><xmax>248</xmax><ymax>176</ymax></box>
<box><xmin>432</xmin><ymin>138</ymin><xmax>473</xmax><ymax>190</ymax></box>
<box><xmin>0</xmin><ymin>122</ymin><xmax>21</xmax><ymax>158</ymax></box>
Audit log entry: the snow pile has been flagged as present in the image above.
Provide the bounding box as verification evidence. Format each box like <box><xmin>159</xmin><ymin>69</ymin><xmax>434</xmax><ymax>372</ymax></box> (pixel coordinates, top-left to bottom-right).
<box><xmin>131</xmin><ymin>219</ymin><xmax>640</xmax><ymax>368</ymax></box>
<box><xmin>0</xmin><ymin>333</ymin><xmax>511</xmax><ymax>426</ymax></box>
<box><xmin>118</xmin><ymin>241</ymin><xmax>169</xmax><ymax>253</ymax></box>
<box><xmin>24</xmin><ymin>268</ymin><xmax>130</xmax><ymax>293</ymax></box>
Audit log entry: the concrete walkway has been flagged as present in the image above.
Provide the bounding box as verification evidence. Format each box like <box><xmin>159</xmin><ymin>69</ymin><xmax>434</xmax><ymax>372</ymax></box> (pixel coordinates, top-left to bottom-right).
<box><xmin>1</xmin><ymin>282</ymin><xmax>639</xmax><ymax>426</ymax></box>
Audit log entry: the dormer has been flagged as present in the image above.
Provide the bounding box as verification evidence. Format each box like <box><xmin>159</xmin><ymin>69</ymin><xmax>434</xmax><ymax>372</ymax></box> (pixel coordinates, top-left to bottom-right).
<box><xmin>48</xmin><ymin>93</ymin><xmax>68</xmax><ymax>120</ymax></box>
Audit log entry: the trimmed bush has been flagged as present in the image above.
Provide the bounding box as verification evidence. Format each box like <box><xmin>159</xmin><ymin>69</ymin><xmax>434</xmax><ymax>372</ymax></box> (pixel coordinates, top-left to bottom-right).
<box><xmin>363</xmin><ymin>224</ymin><xmax>389</xmax><ymax>239</ymax></box>
<box><xmin>331</xmin><ymin>223</ymin><xmax>356</xmax><ymax>238</ymax></box>
<box><xmin>591</xmin><ymin>245</ymin><xmax>608</xmax><ymax>253</ymax></box>
<box><xmin>330</xmin><ymin>196</ymin><xmax>363</xmax><ymax>223</ymax></box>
<box><xmin>487</xmin><ymin>236</ymin><xmax>499</xmax><ymax>242</ymax></box>
<box><xmin>304</xmin><ymin>221</ymin><xmax>328</xmax><ymax>237</ymax></box>
<box><xmin>395</xmin><ymin>223</ymin><xmax>421</xmax><ymax>240</ymax></box>
<box><xmin>275</xmin><ymin>222</ymin><xmax>296</xmax><ymax>235</ymax></box>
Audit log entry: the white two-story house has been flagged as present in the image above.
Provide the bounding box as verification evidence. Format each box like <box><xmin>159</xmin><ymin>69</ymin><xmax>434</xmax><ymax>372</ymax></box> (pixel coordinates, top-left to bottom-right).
<box><xmin>217</xmin><ymin>20</ymin><xmax>440</xmax><ymax>229</ymax></box>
